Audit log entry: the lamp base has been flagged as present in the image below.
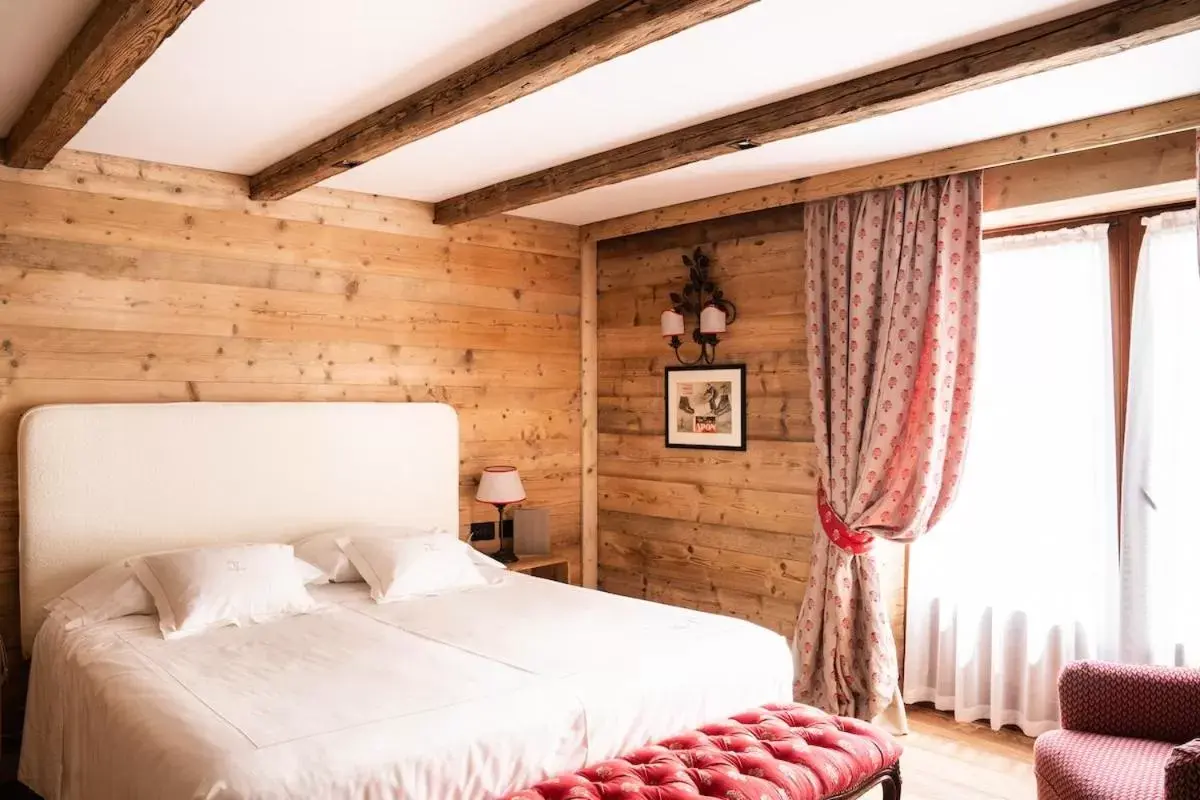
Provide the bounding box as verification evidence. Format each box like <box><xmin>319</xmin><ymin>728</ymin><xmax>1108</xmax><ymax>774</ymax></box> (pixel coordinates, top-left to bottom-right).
<box><xmin>489</xmin><ymin>502</ymin><xmax>520</xmax><ymax>563</ymax></box>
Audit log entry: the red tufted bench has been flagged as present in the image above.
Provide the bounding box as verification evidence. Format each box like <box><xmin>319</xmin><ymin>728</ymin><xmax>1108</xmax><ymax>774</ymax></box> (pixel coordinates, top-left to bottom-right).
<box><xmin>506</xmin><ymin>703</ymin><xmax>902</xmax><ymax>800</ymax></box>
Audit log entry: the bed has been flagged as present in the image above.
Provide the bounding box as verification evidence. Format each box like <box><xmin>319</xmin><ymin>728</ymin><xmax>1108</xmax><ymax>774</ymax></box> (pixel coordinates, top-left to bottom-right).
<box><xmin>17</xmin><ymin>402</ymin><xmax>793</xmax><ymax>800</ymax></box>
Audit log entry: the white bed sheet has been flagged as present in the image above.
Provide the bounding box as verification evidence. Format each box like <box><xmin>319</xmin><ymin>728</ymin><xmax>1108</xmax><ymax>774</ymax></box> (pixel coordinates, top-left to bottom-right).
<box><xmin>21</xmin><ymin>573</ymin><xmax>792</xmax><ymax>800</ymax></box>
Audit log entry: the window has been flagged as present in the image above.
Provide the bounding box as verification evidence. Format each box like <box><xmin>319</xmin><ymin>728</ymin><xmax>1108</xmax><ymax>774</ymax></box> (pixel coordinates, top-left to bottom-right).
<box><xmin>1120</xmin><ymin>210</ymin><xmax>1200</xmax><ymax>667</ymax></box>
<box><xmin>904</xmin><ymin>224</ymin><xmax>1120</xmax><ymax>735</ymax></box>
<box><xmin>904</xmin><ymin>205</ymin><xmax>1199</xmax><ymax>734</ymax></box>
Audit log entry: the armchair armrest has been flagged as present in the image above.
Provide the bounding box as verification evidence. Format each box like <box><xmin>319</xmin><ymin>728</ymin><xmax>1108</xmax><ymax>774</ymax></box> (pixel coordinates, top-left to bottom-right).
<box><xmin>1166</xmin><ymin>739</ymin><xmax>1200</xmax><ymax>800</ymax></box>
<box><xmin>1058</xmin><ymin>661</ymin><xmax>1200</xmax><ymax>743</ymax></box>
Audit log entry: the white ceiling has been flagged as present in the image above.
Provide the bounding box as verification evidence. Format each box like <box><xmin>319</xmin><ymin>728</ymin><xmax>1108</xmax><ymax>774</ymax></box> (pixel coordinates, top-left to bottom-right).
<box><xmin>0</xmin><ymin>0</ymin><xmax>101</xmax><ymax>134</ymax></box>
<box><xmin>2</xmin><ymin>0</ymin><xmax>1196</xmax><ymax>225</ymax></box>
<box><xmin>520</xmin><ymin>30</ymin><xmax>1200</xmax><ymax>223</ymax></box>
<box><xmin>59</xmin><ymin>0</ymin><xmax>598</xmax><ymax>173</ymax></box>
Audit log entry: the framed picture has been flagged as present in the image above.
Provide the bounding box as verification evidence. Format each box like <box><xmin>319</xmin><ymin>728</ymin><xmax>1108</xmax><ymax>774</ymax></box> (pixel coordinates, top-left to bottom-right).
<box><xmin>664</xmin><ymin>364</ymin><xmax>747</xmax><ymax>450</ymax></box>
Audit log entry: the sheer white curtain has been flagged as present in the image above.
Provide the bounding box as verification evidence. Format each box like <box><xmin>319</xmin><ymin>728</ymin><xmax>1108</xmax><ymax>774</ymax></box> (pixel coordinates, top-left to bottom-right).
<box><xmin>1120</xmin><ymin>209</ymin><xmax>1200</xmax><ymax>668</ymax></box>
<box><xmin>903</xmin><ymin>224</ymin><xmax>1120</xmax><ymax>736</ymax></box>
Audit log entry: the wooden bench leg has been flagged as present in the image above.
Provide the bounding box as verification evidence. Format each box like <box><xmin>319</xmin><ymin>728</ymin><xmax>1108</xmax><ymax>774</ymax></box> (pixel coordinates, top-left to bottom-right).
<box><xmin>880</xmin><ymin>764</ymin><xmax>902</xmax><ymax>800</ymax></box>
<box><xmin>837</xmin><ymin>764</ymin><xmax>902</xmax><ymax>800</ymax></box>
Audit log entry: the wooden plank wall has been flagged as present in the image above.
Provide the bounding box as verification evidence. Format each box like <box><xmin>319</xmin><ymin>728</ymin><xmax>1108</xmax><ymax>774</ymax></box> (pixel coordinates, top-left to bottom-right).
<box><xmin>595</xmin><ymin>207</ymin><xmax>907</xmax><ymax>658</ymax></box>
<box><xmin>0</xmin><ymin>151</ymin><xmax>582</xmax><ymax>736</ymax></box>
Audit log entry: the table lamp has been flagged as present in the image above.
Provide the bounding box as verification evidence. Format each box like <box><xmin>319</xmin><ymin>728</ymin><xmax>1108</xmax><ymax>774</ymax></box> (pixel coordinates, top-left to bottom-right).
<box><xmin>475</xmin><ymin>466</ymin><xmax>525</xmax><ymax>564</ymax></box>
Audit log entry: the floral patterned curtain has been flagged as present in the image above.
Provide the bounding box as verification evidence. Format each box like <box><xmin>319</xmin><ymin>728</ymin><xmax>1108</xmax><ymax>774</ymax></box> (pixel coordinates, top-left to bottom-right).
<box><xmin>792</xmin><ymin>173</ymin><xmax>983</xmax><ymax>726</ymax></box>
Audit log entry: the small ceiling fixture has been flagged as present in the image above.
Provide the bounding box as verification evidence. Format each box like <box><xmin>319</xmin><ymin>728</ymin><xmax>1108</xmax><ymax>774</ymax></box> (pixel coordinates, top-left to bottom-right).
<box><xmin>660</xmin><ymin>247</ymin><xmax>737</xmax><ymax>365</ymax></box>
<box><xmin>730</xmin><ymin>138</ymin><xmax>760</xmax><ymax>151</ymax></box>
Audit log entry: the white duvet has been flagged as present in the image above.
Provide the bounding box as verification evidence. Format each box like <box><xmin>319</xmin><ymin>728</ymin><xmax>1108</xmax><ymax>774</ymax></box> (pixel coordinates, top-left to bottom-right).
<box><xmin>20</xmin><ymin>573</ymin><xmax>792</xmax><ymax>800</ymax></box>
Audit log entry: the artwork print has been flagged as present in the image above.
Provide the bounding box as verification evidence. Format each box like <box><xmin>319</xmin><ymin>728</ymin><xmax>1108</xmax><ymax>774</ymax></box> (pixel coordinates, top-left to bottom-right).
<box><xmin>664</xmin><ymin>365</ymin><xmax>746</xmax><ymax>450</ymax></box>
<box><xmin>676</xmin><ymin>380</ymin><xmax>733</xmax><ymax>434</ymax></box>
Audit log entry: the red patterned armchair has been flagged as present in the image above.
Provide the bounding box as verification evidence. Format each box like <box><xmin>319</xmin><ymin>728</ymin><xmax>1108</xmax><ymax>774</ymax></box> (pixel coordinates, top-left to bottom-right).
<box><xmin>1035</xmin><ymin>661</ymin><xmax>1200</xmax><ymax>800</ymax></box>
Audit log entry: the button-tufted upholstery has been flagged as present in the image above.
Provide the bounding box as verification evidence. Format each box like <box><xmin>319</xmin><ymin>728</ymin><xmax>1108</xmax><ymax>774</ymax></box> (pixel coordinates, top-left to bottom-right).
<box><xmin>506</xmin><ymin>703</ymin><xmax>902</xmax><ymax>800</ymax></box>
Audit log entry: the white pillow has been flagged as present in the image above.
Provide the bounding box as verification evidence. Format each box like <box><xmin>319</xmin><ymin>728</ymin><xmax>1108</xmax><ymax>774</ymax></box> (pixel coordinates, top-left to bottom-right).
<box><xmin>293</xmin><ymin>557</ymin><xmax>329</xmax><ymax>586</ymax></box>
<box><xmin>133</xmin><ymin>544</ymin><xmax>320</xmax><ymax>639</ymax></box>
<box><xmin>45</xmin><ymin>555</ymin><xmax>325</xmax><ymax>632</ymax></box>
<box><xmin>337</xmin><ymin>534</ymin><xmax>494</xmax><ymax>603</ymax></box>
<box><xmin>297</xmin><ymin>525</ymin><xmax>503</xmax><ymax>582</ymax></box>
<box><xmin>45</xmin><ymin>559</ymin><xmax>155</xmax><ymax>630</ymax></box>
<box><xmin>294</xmin><ymin>530</ymin><xmax>376</xmax><ymax>583</ymax></box>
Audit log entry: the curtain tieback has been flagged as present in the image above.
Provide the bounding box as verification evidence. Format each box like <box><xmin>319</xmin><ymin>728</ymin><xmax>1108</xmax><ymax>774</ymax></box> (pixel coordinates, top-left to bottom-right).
<box><xmin>817</xmin><ymin>484</ymin><xmax>874</xmax><ymax>555</ymax></box>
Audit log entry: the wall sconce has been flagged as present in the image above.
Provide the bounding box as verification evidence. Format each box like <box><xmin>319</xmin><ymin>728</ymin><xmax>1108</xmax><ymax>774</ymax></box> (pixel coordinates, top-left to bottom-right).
<box><xmin>660</xmin><ymin>247</ymin><xmax>737</xmax><ymax>365</ymax></box>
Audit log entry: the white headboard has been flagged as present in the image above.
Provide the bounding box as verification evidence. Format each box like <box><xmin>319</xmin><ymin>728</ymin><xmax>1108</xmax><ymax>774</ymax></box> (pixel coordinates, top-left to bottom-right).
<box><xmin>18</xmin><ymin>402</ymin><xmax>460</xmax><ymax>654</ymax></box>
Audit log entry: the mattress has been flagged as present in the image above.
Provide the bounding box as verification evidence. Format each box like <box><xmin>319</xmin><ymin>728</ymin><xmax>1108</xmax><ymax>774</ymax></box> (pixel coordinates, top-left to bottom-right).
<box><xmin>20</xmin><ymin>572</ymin><xmax>793</xmax><ymax>800</ymax></box>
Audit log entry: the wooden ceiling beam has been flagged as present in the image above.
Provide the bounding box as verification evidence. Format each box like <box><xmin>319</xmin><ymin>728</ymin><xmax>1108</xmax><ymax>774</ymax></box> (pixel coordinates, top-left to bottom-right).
<box><xmin>583</xmin><ymin>94</ymin><xmax>1200</xmax><ymax>240</ymax></box>
<box><xmin>3</xmin><ymin>0</ymin><xmax>205</xmax><ymax>170</ymax></box>
<box><xmin>435</xmin><ymin>0</ymin><xmax>1200</xmax><ymax>225</ymax></box>
<box><xmin>980</xmin><ymin>130</ymin><xmax>1197</xmax><ymax>229</ymax></box>
<box><xmin>249</xmin><ymin>0</ymin><xmax>760</xmax><ymax>202</ymax></box>
<box><xmin>982</xmin><ymin>128</ymin><xmax>1196</xmax><ymax>213</ymax></box>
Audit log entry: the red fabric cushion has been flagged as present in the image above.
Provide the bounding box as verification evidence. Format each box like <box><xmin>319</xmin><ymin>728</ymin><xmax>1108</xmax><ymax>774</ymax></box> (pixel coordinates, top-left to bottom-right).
<box><xmin>1059</xmin><ymin>662</ymin><xmax>1200</xmax><ymax>744</ymax></box>
<box><xmin>1036</xmin><ymin>729</ymin><xmax>1175</xmax><ymax>800</ymax></box>
<box><xmin>506</xmin><ymin>703</ymin><xmax>901</xmax><ymax>800</ymax></box>
<box><xmin>1166</xmin><ymin>739</ymin><xmax>1200</xmax><ymax>800</ymax></box>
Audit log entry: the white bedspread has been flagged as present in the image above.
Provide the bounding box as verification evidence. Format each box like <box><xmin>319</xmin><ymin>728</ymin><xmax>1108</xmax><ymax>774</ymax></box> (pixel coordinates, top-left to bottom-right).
<box><xmin>20</xmin><ymin>573</ymin><xmax>792</xmax><ymax>800</ymax></box>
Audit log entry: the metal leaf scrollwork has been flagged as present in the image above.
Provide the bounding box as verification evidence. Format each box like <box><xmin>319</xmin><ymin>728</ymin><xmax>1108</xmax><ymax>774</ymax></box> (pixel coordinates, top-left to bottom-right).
<box><xmin>663</xmin><ymin>247</ymin><xmax>737</xmax><ymax>365</ymax></box>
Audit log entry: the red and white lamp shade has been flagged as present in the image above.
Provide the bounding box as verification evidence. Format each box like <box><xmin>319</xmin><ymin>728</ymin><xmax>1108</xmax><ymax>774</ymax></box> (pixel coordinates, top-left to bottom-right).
<box><xmin>476</xmin><ymin>465</ymin><xmax>526</xmax><ymax>505</ymax></box>
<box><xmin>476</xmin><ymin>466</ymin><xmax>525</xmax><ymax>564</ymax></box>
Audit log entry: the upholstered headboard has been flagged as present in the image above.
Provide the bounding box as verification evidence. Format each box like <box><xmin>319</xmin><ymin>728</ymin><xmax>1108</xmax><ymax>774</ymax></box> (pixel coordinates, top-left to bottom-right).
<box><xmin>18</xmin><ymin>402</ymin><xmax>460</xmax><ymax>654</ymax></box>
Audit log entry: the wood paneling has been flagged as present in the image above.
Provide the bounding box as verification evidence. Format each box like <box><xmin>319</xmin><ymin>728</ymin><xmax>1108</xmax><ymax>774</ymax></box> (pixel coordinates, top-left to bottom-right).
<box><xmin>596</xmin><ymin>205</ymin><xmax>804</xmax><ymax>258</ymax></box>
<box><xmin>981</xmin><ymin>180</ymin><xmax>1198</xmax><ymax>230</ymax></box>
<box><xmin>0</xmin><ymin>151</ymin><xmax>582</xmax><ymax>738</ymax></box>
<box><xmin>596</xmin><ymin>211</ymin><xmax>907</xmax><ymax>652</ymax></box>
<box><xmin>979</xmin><ymin>129</ymin><xmax>1198</xmax><ymax>229</ymax></box>
<box><xmin>981</xmin><ymin>130</ymin><xmax>1197</xmax><ymax>212</ymax></box>
<box><xmin>435</xmin><ymin>0</ymin><xmax>1200</xmax><ymax>222</ymax></box>
<box><xmin>9</xmin><ymin>151</ymin><xmax>581</xmax><ymax>260</ymax></box>
<box><xmin>255</xmin><ymin>0</ymin><xmax>760</xmax><ymax>201</ymax></box>
<box><xmin>584</xmin><ymin>94</ymin><xmax>1200</xmax><ymax>240</ymax></box>
<box><xmin>581</xmin><ymin>235</ymin><xmax>599</xmax><ymax>587</ymax></box>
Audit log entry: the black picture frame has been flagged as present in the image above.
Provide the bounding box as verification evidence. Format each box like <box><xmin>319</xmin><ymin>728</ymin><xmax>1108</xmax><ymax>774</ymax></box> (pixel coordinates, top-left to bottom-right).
<box><xmin>663</xmin><ymin>363</ymin><xmax>747</xmax><ymax>451</ymax></box>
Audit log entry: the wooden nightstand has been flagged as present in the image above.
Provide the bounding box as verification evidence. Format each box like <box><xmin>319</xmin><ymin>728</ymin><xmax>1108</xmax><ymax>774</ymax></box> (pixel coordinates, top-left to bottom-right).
<box><xmin>507</xmin><ymin>553</ymin><xmax>574</xmax><ymax>584</ymax></box>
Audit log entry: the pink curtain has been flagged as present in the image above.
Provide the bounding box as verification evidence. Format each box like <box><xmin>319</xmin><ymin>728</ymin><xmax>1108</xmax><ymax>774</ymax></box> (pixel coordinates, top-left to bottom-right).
<box><xmin>792</xmin><ymin>173</ymin><xmax>983</xmax><ymax>724</ymax></box>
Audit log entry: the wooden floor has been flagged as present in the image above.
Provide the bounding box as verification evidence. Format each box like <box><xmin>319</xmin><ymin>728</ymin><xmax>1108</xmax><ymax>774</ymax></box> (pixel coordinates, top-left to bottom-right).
<box><xmin>861</xmin><ymin>706</ymin><xmax>1037</xmax><ymax>800</ymax></box>
<box><xmin>2</xmin><ymin>706</ymin><xmax>1037</xmax><ymax>800</ymax></box>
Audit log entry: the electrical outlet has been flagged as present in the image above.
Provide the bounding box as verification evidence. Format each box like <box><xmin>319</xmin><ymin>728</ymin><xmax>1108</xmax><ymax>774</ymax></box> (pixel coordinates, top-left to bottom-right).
<box><xmin>469</xmin><ymin>521</ymin><xmax>496</xmax><ymax>542</ymax></box>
